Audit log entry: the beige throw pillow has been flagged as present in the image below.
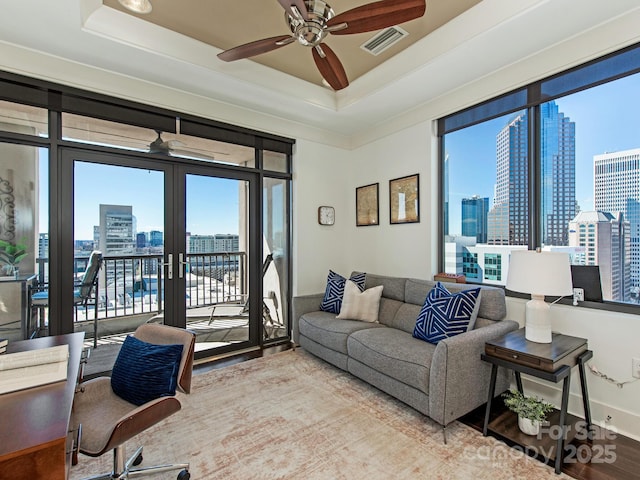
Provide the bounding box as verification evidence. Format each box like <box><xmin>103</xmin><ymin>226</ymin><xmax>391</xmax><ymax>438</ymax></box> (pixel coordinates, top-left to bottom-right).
<box><xmin>336</xmin><ymin>280</ymin><xmax>384</xmax><ymax>323</ymax></box>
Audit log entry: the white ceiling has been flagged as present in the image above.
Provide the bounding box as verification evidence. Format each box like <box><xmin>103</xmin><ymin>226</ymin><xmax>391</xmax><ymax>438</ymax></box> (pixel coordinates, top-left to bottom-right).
<box><xmin>0</xmin><ymin>0</ymin><xmax>639</xmax><ymax>141</ymax></box>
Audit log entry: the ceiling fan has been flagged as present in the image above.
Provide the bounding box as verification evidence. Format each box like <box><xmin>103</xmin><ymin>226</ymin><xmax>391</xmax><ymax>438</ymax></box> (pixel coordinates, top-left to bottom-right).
<box><xmin>217</xmin><ymin>0</ymin><xmax>427</xmax><ymax>91</ymax></box>
<box><xmin>148</xmin><ymin>130</ymin><xmax>219</xmax><ymax>161</ymax></box>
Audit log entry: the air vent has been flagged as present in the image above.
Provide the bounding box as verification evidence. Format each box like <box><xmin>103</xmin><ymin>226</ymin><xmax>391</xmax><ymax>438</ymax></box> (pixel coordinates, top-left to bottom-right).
<box><xmin>360</xmin><ymin>26</ymin><xmax>409</xmax><ymax>56</ymax></box>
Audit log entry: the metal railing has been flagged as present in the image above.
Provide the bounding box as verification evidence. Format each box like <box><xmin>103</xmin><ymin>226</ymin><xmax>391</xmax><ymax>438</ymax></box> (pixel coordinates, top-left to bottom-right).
<box><xmin>35</xmin><ymin>251</ymin><xmax>247</xmax><ymax>322</ymax></box>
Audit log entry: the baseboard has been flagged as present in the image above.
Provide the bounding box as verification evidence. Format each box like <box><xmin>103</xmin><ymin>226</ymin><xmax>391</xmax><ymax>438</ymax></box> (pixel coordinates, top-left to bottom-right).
<box><xmin>518</xmin><ymin>376</ymin><xmax>640</xmax><ymax>442</ymax></box>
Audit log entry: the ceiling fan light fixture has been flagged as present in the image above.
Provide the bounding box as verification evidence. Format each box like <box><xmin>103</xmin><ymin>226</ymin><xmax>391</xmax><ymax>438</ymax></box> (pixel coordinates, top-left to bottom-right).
<box><xmin>118</xmin><ymin>0</ymin><xmax>152</xmax><ymax>14</ymax></box>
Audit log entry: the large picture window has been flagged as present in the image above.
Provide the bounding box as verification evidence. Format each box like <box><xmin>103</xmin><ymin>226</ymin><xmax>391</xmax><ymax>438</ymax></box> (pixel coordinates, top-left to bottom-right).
<box><xmin>439</xmin><ymin>42</ymin><xmax>640</xmax><ymax>308</ymax></box>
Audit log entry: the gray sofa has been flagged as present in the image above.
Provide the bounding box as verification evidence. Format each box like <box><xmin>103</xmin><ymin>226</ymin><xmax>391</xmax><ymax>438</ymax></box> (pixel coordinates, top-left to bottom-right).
<box><xmin>292</xmin><ymin>273</ymin><xmax>519</xmax><ymax>439</ymax></box>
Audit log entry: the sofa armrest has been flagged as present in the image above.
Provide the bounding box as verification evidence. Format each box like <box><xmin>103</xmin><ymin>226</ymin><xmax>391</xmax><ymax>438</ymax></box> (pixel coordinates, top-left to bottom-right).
<box><xmin>428</xmin><ymin>319</ymin><xmax>519</xmax><ymax>426</ymax></box>
<box><xmin>292</xmin><ymin>293</ymin><xmax>324</xmax><ymax>344</ymax></box>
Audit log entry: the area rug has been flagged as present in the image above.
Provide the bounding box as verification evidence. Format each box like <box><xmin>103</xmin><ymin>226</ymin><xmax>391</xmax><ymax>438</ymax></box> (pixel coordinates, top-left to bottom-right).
<box><xmin>70</xmin><ymin>349</ymin><xmax>568</xmax><ymax>479</ymax></box>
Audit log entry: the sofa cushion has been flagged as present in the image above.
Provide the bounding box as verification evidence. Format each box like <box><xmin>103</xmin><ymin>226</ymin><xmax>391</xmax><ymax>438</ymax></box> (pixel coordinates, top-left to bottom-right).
<box><xmin>337</xmin><ymin>280</ymin><xmax>384</xmax><ymax>323</ymax></box>
<box><xmin>347</xmin><ymin>327</ymin><xmax>434</xmax><ymax>394</ymax></box>
<box><xmin>298</xmin><ymin>311</ymin><xmax>385</xmax><ymax>354</ymax></box>
<box><xmin>363</xmin><ymin>273</ymin><xmax>406</xmax><ymax>302</ymax></box>
<box><xmin>382</xmin><ymin>302</ymin><xmax>422</xmax><ymax>333</ymax></box>
<box><xmin>412</xmin><ymin>286</ymin><xmax>481</xmax><ymax>344</ymax></box>
<box><xmin>320</xmin><ymin>270</ymin><xmax>366</xmax><ymax>314</ymax></box>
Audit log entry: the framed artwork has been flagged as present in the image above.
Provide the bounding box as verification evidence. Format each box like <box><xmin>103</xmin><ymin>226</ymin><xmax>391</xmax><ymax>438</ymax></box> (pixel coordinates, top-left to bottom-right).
<box><xmin>356</xmin><ymin>183</ymin><xmax>379</xmax><ymax>226</ymax></box>
<box><xmin>389</xmin><ymin>174</ymin><xmax>419</xmax><ymax>224</ymax></box>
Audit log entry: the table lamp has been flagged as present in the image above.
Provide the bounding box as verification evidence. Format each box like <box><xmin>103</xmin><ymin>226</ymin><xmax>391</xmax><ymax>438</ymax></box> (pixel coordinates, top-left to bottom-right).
<box><xmin>506</xmin><ymin>250</ymin><xmax>573</xmax><ymax>343</ymax></box>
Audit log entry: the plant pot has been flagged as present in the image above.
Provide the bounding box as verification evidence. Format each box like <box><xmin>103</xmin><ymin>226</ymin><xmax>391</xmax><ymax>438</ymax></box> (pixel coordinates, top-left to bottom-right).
<box><xmin>518</xmin><ymin>416</ymin><xmax>540</xmax><ymax>435</ymax></box>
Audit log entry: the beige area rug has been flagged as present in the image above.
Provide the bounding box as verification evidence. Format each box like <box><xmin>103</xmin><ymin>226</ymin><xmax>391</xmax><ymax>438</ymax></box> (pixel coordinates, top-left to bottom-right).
<box><xmin>70</xmin><ymin>349</ymin><xmax>569</xmax><ymax>480</ymax></box>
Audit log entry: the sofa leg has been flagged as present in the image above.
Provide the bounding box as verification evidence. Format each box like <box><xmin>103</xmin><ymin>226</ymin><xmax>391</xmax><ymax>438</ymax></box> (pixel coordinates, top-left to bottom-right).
<box><xmin>442</xmin><ymin>426</ymin><xmax>447</xmax><ymax>444</ymax></box>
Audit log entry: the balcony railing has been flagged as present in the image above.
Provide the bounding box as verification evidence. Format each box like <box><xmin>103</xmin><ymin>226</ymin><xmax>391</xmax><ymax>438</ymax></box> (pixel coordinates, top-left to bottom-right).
<box><xmin>35</xmin><ymin>251</ymin><xmax>247</xmax><ymax>323</ymax></box>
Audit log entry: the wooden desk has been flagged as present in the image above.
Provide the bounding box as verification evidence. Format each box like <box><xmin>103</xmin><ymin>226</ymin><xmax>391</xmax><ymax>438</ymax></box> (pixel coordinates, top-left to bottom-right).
<box><xmin>0</xmin><ymin>332</ymin><xmax>84</xmax><ymax>480</ymax></box>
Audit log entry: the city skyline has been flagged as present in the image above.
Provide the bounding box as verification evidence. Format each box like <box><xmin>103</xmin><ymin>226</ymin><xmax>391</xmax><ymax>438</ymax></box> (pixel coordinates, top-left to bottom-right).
<box><xmin>69</xmin><ymin>162</ymin><xmax>242</xmax><ymax>240</ymax></box>
<box><xmin>445</xmin><ymin>73</ymin><xmax>640</xmax><ymax>237</ymax></box>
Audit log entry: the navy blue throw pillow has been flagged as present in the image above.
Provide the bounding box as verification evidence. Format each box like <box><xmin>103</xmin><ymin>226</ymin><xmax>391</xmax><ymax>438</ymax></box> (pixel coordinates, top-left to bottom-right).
<box><xmin>413</xmin><ymin>285</ymin><xmax>481</xmax><ymax>344</ymax></box>
<box><xmin>320</xmin><ymin>270</ymin><xmax>366</xmax><ymax>314</ymax></box>
<box><xmin>111</xmin><ymin>335</ymin><xmax>183</xmax><ymax>406</ymax></box>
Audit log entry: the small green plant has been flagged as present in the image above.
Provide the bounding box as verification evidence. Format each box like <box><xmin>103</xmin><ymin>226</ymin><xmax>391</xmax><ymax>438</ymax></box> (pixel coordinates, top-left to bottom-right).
<box><xmin>502</xmin><ymin>389</ymin><xmax>555</xmax><ymax>422</ymax></box>
<box><xmin>0</xmin><ymin>238</ymin><xmax>28</xmax><ymax>275</ymax></box>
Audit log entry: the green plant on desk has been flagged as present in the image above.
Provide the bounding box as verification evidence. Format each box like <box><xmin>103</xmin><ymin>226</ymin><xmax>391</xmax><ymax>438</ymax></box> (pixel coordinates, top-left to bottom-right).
<box><xmin>502</xmin><ymin>389</ymin><xmax>555</xmax><ymax>422</ymax></box>
<box><xmin>0</xmin><ymin>239</ymin><xmax>28</xmax><ymax>276</ymax></box>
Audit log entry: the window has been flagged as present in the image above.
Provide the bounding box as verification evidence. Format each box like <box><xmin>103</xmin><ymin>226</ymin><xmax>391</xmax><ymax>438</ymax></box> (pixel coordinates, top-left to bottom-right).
<box><xmin>439</xmin><ymin>42</ymin><xmax>640</xmax><ymax>308</ymax></box>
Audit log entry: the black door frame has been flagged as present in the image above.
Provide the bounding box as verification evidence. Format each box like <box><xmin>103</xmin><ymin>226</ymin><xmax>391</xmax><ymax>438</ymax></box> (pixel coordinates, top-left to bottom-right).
<box><xmin>54</xmin><ymin>148</ymin><xmax>263</xmax><ymax>357</ymax></box>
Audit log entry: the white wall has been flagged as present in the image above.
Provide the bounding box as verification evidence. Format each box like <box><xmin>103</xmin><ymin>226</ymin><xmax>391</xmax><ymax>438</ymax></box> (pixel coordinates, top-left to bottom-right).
<box><xmin>291</xmin><ymin>139</ymin><xmax>351</xmax><ymax>295</ymax></box>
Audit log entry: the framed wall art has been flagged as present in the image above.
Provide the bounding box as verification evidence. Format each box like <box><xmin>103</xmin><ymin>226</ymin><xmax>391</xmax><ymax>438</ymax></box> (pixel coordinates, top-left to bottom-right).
<box><xmin>356</xmin><ymin>183</ymin><xmax>379</xmax><ymax>226</ymax></box>
<box><xmin>389</xmin><ymin>174</ymin><xmax>419</xmax><ymax>224</ymax></box>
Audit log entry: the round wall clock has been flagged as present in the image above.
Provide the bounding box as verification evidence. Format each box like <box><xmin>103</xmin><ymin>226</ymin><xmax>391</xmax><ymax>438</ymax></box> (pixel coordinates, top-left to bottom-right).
<box><xmin>318</xmin><ymin>206</ymin><xmax>335</xmax><ymax>225</ymax></box>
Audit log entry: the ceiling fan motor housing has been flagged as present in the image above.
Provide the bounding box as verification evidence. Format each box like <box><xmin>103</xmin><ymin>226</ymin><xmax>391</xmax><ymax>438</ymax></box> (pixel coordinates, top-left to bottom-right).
<box><xmin>287</xmin><ymin>0</ymin><xmax>335</xmax><ymax>47</ymax></box>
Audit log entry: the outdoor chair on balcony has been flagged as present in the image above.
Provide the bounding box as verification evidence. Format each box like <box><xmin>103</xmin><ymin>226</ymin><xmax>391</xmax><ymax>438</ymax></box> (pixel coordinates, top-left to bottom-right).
<box><xmin>207</xmin><ymin>253</ymin><xmax>284</xmax><ymax>339</ymax></box>
<box><xmin>29</xmin><ymin>250</ymin><xmax>103</xmax><ymax>345</ymax></box>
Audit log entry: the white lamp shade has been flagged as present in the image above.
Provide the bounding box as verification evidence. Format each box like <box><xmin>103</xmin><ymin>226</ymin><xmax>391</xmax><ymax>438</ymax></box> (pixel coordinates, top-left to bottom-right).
<box><xmin>506</xmin><ymin>250</ymin><xmax>573</xmax><ymax>297</ymax></box>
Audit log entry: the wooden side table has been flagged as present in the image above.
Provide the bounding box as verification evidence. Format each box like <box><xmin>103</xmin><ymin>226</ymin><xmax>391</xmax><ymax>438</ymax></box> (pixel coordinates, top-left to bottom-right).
<box><xmin>481</xmin><ymin>328</ymin><xmax>593</xmax><ymax>474</ymax></box>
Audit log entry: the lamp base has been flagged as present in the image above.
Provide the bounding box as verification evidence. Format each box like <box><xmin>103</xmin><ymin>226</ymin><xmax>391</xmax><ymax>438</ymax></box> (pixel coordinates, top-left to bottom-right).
<box><xmin>525</xmin><ymin>295</ymin><xmax>552</xmax><ymax>343</ymax></box>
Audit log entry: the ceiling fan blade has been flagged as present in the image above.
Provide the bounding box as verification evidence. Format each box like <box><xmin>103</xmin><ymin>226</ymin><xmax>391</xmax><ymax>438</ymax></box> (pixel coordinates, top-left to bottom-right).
<box><xmin>217</xmin><ymin>35</ymin><xmax>294</xmax><ymax>62</ymax></box>
<box><xmin>276</xmin><ymin>0</ymin><xmax>309</xmax><ymax>20</ymax></box>
<box><xmin>327</xmin><ymin>0</ymin><xmax>426</xmax><ymax>35</ymax></box>
<box><xmin>312</xmin><ymin>43</ymin><xmax>349</xmax><ymax>91</ymax></box>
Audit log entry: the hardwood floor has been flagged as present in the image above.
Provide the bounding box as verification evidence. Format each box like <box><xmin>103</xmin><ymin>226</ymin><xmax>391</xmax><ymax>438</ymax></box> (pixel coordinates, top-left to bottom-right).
<box><xmin>197</xmin><ymin>343</ymin><xmax>640</xmax><ymax>480</ymax></box>
<box><xmin>461</xmin><ymin>399</ymin><xmax>640</xmax><ymax>480</ymax></box>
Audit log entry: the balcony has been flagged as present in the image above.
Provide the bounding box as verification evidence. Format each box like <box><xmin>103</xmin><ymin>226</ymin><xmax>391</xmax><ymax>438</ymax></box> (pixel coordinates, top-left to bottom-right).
<box><xmin>29</xmin><ymin>252</ymin><xmax>284</xmax><ymax>374</ymax></box>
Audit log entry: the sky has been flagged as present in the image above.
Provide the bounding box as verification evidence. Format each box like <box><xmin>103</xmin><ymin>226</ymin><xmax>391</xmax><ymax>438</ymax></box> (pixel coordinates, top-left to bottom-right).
<box><xmin>68</xmin><ymin>161</ymin><xmax>241</xmax><ymax>240</ymax></box>
<box><xmin>445</xmin><ymin>73</ymin><xmax>640</xmax><ymax>236</ymax></box>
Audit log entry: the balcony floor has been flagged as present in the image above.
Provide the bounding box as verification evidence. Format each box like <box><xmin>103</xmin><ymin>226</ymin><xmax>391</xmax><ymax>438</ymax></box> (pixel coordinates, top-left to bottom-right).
<box><xmin>80</xmin><ymin>306</ymin><xmax>285</xmax><ymax>377</ymax></box>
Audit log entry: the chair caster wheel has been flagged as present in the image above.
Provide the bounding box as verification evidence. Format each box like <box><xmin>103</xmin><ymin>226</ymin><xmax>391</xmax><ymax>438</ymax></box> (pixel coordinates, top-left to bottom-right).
<box><xmin>133</xmin><ymin>453</ymin><xmax>143</xmax><ymax>466</ymax></box>
<box><xmin>177</xmin><ymin>469</ymin><xmax>190</xmax><ymax>480</ymax></box>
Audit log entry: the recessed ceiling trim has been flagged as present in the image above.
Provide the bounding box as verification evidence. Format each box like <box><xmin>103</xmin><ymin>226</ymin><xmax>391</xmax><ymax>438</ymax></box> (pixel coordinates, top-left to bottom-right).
<box><xmin>361</xmin><ymin>26</ymin><xmax>408</xmax><ymax>56</ymax></box>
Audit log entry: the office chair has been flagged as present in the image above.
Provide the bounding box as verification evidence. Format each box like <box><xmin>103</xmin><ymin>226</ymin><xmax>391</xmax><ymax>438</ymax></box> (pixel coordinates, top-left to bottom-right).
<box><xmin>72</xmin><ymin>323</ymin><xmax>196</xmax><ymax>480</ymax></box>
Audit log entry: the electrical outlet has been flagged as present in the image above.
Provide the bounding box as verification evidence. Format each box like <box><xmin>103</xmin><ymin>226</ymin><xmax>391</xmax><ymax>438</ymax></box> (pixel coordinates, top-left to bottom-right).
<box><xmin>633</xmin><ymin>357</ymin><xmax>640</xmax><ymax>379</ymax></box>
<box><xmin>573</xmin><ymin>288</ymin><xmax>584</xmax><ymax>302</ymax></box>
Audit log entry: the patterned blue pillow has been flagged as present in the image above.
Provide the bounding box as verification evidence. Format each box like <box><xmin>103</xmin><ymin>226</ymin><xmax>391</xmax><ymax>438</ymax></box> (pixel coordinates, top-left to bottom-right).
<box><xmin>413</xmin><ymin>285</ymin><xmax>481</xmax><ymax>344</ymax></box>
<box><xmin>111</xmin><ymin>335</ymin><xmax>183</xmax><ymax>406</ymax></box>
<box><xmin>320</xmin><ymin>270</ymin><xmax>366</xmax><ymax>314</ymax></box>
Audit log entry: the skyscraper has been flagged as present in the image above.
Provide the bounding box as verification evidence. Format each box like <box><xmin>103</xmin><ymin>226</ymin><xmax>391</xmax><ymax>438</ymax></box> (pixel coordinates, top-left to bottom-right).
<box><xmin>594</xmin><ymin>148</ymin><xmax>640</xmax><ymax>291</ymax></box>
<box><xmin>461</xmin><ymin>195</ymin><xmax>489</xmax><ymax>243</ymax></box>
<box><xmin>98</xmin><ymin>204</ymin><xmax>135</xmax><ymax>255</ymax></box>
<box><xmin>487</xmin><ymin>112</ymin><xmax>528</xmax><ymax>245</ymax></box>
<box><xmin>149</xmin><ymin>230</ymin><xmax>163</xmax><ymax>247</ymax></box>
<box><xmin>487</xmin><ymin>102</ymin><xmax>575</xmax><ymax>246</ymax></box>
<box><xmin>568</xmin><ymin>211</ymin><xmax>630</xmax><ymax>302</ymax></box>
<box><xmin>540</xmin><ymin>102</ymin><xmax>576</xmax><ymax>246</ymax></box>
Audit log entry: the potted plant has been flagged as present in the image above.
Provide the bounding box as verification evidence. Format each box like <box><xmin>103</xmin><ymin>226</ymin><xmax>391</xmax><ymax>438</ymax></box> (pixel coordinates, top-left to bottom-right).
<box><xmin>0</xmin><ymin>239</ymin><xmax>28</xmax><ymax>278</ymax></box>
<box><xmin>502</xmin><ymin>389</ymin><xmax>555</xmax><ymax>435</ymax></box>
